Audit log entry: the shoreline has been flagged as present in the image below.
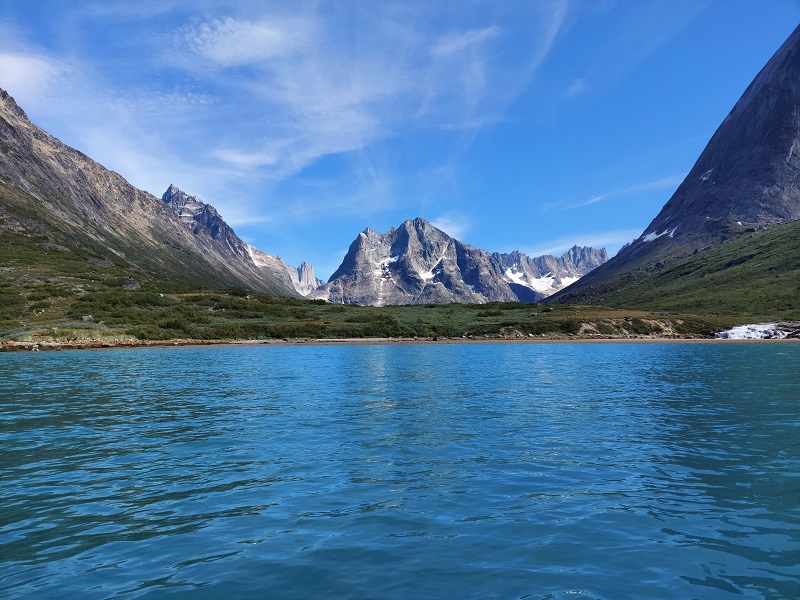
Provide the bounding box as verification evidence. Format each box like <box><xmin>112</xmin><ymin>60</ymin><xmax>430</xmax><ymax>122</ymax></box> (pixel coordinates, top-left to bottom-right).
<box><xmin>2</xmin><ymin>334</ymin><xmax>799</xmax><ymax>352</ymax></box>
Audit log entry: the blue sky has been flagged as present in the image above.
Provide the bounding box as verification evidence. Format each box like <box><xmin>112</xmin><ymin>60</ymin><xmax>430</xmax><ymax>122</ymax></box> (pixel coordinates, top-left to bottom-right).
<box><xmin>1</xmin><ymin>1</ymin><xmax>798</xmax><ymax>279</ymax></box>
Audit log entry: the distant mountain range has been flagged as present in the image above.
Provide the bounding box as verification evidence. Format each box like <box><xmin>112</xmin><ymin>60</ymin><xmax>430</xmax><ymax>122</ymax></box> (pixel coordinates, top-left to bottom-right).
<box><xmin>310</xmin><ymin>217</ymin><xmax>607</xmax><ymax>305</ymax></box>
<box><xmin>549</xmin><ymin>23</ymin><xmax>800</xmax><ymax>314</ymax></box>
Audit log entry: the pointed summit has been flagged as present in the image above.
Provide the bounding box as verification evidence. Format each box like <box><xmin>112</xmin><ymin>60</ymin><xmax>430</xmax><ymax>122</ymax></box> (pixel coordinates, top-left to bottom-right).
<box><xmin>0</xmin><ymin>89</ymin><xmax>298</xmax><ymax>296</ymax></box>
<box><xmin>311</xmin><ymin>218</ymin><xmax>606</xmax><ymax>306</ymax></box>
<box><xmin>551</xmin><ymin>24</ymin><xmax>800</xmax><ymax>307</ymax></box>
<box><xmin>0</xmin><ymin>88</ymin><xmax>30</xmax><ymax>122</ymax></box>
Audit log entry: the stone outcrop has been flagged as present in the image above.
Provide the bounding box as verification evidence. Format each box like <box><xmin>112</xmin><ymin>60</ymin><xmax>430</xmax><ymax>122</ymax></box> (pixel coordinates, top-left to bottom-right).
<box><xmin>287</xmin><ymin>262</ymin><xmax>323</xmax><ymax>296</ymax></box>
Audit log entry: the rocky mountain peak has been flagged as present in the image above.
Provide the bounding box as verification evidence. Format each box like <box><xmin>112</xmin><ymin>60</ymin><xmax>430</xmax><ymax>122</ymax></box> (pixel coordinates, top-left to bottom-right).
<box><xmin>312</xmin><ymin>218</ymin><xmax>607</xmax><ymax>306</ymax></box>
<box><xmin>625</xmin><ymin>24</ymin><xmax>800</xmax><ymax>257</ymax></box>
<box><xmin>161</xmin><ymin>185</ymin><xmax>237</xmax><ymax>254</ymax></box>
<box><xmin>0</xmin><ymin>88</ymin><xmax>30</xmax><ymax>123</ymax></box>
<box><xmin>161</xmin><ymin>185</ymin><xmax>321</xmax><ymax>296</ymax></box>
<box><xmin>549</xmin><ymin>24</ymin><xmax>800</xmax><ymax>305</ymax></box>
<box><xmin>292</xmin><ymin>262</ymin><xmax>323</xmax><ymax>296</ymax></box>
<box><xmin>0</xmin><ymin>89</ymin><xmax>304</xmax><ymax>296</ymax></box>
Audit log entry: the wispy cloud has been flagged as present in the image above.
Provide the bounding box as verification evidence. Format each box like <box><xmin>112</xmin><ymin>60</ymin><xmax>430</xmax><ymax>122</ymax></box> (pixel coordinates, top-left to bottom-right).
<box><xmin>0</xmin><ymin>51</ymin><xmax>69</xmax><ymax>104</ymax></box>
<box><xmin>1</xmin><ymin>2</ymin><xmax>571</xmax><ymax>223</ymax></box>
<box><xmin>545</xmin><ymin>174</ymin><xmax>684</xmax><ymax>212</ymax></box>
<box><xmin>432</xmin><ymin>26</ymin><xmax>501</xmax><ymax>57</ymax></box>
<box><xmin>161</xmin><ymin>3</ymin><xmax>569</xmax><ymax>186</ymax></box>
<box><xmin>0</xmin><ymin>1</ymin><xmax>575</xmax><ymax>247</ymax></box>
<box><xmin>430</xmin><ymin>212</ymin><xmax>472</xmax><ymax>241</ymax></box>
<box><xmin>562</xmin><ymin>1</ymin><xmax>712</xmax><ymax>100</ymax></box>
<box><xmin>565</xmin><ymin>78</ymin><xmax>586</xmax><ymax>97</ymax></box>
<box><xmin>180</xmin><ymin>15</ymin><xmax>313</xmax><ymax>67</ymax></box>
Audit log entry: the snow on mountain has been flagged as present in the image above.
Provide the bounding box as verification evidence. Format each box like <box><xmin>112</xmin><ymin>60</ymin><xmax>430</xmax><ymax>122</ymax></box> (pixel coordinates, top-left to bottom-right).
<box><xmin>311</xmin><ymin>218</ymin><xmax>607</xmax><ymax>306</ymax></box>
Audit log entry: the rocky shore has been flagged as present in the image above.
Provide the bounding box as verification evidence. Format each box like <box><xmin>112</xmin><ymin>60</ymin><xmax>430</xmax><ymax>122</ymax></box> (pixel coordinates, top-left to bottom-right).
<box><xmin>2</xmin><ymin>328</ymin><xmax>799</xmax><ymax>352</ymax></box>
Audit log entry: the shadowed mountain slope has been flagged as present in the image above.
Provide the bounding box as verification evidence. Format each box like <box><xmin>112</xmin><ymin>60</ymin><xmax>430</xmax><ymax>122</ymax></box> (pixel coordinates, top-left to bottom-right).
<box><xmin>550</xmin><ymin>24</ymin><xmax>800</xmax><ymax>310</ymax></box>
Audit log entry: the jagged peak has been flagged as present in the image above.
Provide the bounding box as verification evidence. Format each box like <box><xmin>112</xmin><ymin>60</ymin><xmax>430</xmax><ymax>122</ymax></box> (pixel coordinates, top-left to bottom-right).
<box><xmin>0</xmin><ymin>88</ymin><xmax>30</xmax><ymax>122</ymax></box>
<box><xmin>162</xmin><ymin>184</ymin><xmax>193</xmax><ymax>203</ymax></box>
<box><xmin>403</xmin><ymin>217</ymin><xmax>435</xmax><ymax>230</ymax></box>
<box><xmin>165</xmin><ymin>183</ymin><xmax>181</xmax><ymax>196</ymax></box>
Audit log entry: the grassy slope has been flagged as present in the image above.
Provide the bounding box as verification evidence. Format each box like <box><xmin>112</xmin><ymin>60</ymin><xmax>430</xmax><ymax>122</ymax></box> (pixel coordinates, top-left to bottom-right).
<box><xmin>0</xmin><ymin>180</ymin><xmax>261</xmax><ymax>291</ymax></box>
<box><xmin>553</xmin><ymin>221</ymin><xmax>800</xmax><ymax>321</ymax></box>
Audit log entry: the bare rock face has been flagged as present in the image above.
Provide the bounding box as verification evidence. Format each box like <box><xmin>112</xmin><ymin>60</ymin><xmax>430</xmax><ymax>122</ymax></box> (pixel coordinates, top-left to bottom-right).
<box><xmin>288</xmin><ymin>262</ymin><xmax>323</xmax><ymax>296</ymax></box>
<box><xmin>552</xmin><ymin>24</ymin><xmax>800</xmax><ymax>303</ymax></box>
<box><xmin>161</xmin><ymin>185</ymin><xmax>323</xmax><ymax>296</ymax></box>
<box><xmin>0</xmin><ymin>88</ymin><xmax>297</xmax><ymax>296</ymax></box>
<box><xmin>162</xmin><ymin>184</ymin><xmax>253</xmax><ymax>262</ymax></box>
<box><xmin>161</xmin><ymin>184</ymin><xmax>321</xmax><ymax>295</ymax></box>
<box><xmin>494</xmin><ymin>247</ymin><xmax>608</xmax><ymax>301</ymax></box>
<box><xmin>311</xmin><ymin>218</ymin><xmax>607</xmax><ymax>306</ymax></box>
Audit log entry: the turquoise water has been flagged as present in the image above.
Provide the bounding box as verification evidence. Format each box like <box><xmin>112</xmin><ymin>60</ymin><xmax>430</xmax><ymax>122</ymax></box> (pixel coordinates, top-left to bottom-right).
<box><xmin>1</xmin><ymin>342</ymin><xmax>799</xmax><ymax>599</ymax></box>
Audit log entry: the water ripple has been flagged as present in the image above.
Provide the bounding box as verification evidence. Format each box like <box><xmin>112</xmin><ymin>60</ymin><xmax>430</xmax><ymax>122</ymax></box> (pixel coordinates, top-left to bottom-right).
<box><xmin>1</xmin><ymin>343</ymin><xmax>799</xmax><ymax>599</ymax></box>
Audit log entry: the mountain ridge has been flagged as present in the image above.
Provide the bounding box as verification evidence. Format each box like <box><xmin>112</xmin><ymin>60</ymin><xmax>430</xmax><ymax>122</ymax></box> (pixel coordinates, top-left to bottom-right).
<box><xmin>0</xmin><ymin>87</ymin><xmax>304</xmax><ymax>297</ymax></box>
<box><xmin>550</xmin><ymin>23</ymin><xmax>800</xmax><ymax>307</ymax></box>
<box><xmin>161</xmin><ymin>184</ymin><xmax>321</xmax><ymax>296</ymax></box>
<box><xmin>312</xmin><ymin>217</ymin><xmax>607</xmax><ymax>306</ymax></box>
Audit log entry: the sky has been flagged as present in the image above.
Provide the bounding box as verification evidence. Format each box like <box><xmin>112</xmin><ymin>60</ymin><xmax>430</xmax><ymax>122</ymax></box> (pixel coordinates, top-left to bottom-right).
<box><xmin>1</xmin><ymin>1</ymin><xmax>798</xmax><ymax>280</ymax></box>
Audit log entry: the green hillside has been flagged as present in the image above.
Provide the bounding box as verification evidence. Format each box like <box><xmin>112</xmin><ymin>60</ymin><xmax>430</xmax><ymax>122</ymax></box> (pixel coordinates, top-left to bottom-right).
<box><xmin>553</xmin><ymin>221</ymin><xmax>800</xmax><ymax>320</ymax></box>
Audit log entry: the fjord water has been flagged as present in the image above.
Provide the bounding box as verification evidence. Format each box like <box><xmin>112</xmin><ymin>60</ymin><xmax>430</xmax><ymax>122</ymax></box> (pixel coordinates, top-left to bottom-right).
<box><xmin>1</xmin><ymin>343</ymin><xmax>798</xmax><ymax>599</ymax></box>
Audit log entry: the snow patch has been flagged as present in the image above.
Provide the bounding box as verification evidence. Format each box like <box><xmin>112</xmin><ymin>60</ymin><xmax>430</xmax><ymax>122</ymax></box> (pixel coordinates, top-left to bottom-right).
<box><xmin>420</xmin><ymin>257</ymin><xmax>444</xmax><ymax>281</ymax></box>
<box><xmin>560</xmin><ymin>276</ymin><xmax>580</xmax><ymax>288</ymax></box>
<box><xmin>700</xmin><ymin>168</ymin><xmax>713</xmax><ymax>181</ymax></box>
<box><xmin>715</xmin><ymin>323</ymin><xmax>787</xmax><ymax>340</ymax></box>
<box><xmin>374</xmin><ymin>255</ymin><xmax>400</xmax><ymax>279</ymax></box>
<box><xmin>246</xmin><ymin>244</ymin><xmax>271</xmax><ymax>268</ymax></box>
<box><xmin>529</xmin><ymin>273</ymin><xmax>556</xmax><ymax>293</ymax></box>
<box><xmin>642</xmin><ymin>231</ymin><xmax>664</xmax><ymax>242</ymax></box>
<box><xmin>642</xmin><ymin>227</ymin><xmax>677</xmax><ymax>243</ymax></box>
<box><xmin>504</xmin><ymin>268</ymin><xmax>528</xmax><ymax>286</ymax></box>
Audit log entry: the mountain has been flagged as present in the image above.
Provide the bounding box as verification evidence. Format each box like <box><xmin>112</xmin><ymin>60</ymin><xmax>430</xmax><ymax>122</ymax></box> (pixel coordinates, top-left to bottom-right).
<box><xmin>550</xmin><ymin>24</ymin><xmax>800</xmax><ymax>310</ymax></box>
<box><xmin>161</xmin><ymin>185</ymin><xmax>321</xmax><ymax>296</ymax></box>
<box><xmin>289</xmin><ymin>262</ymin><xmax>323</xmax><ymax>296</ymax></box>
<box><xmin>494</xmin><ymin>247</ymin><xmax>608</xmax><ymax>303</ymax></box>
<box><xmin>0</xmin><ymin>87</ymin><xmax>298</xmax><ymax>296</ymax></box>
<box><xmin>310</xmin><ymin>217</ymin><xmax>606</xmax><ymax>306</ymax></box>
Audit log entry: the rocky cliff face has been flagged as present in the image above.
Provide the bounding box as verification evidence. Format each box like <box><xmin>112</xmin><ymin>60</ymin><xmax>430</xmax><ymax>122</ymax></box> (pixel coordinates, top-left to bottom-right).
<box><xmin>551</xmin><ymin>24</ymin><xmax>800</xmax><ymax>304</ymax></box>
<box><xmin>161</xmin><ymin>185</ymin><xmax>319</xmax><ymax>296</ymax></box>
<box><xmin>494</xmin><ymin>247</ymin><xmax>608</xmax><ymax>302</ymax></box>
<box><xmin>311</xmin><ymin>218</ymin><xmax>606</xmax><ymax>306</ymax></box>
<box><xmin>289</xmin><ymin>262</ymin><xmax>323</xmax><ymax>296</ymax></box>
<box><xmin>162</xmin><ymin>184</ymin><xmax>254</xmax><ymax>263</ymax></box>
<box><xmin>0</xmin><ymin>88</ymin><xmax>298</xmax><ymax>296</ymax></box>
